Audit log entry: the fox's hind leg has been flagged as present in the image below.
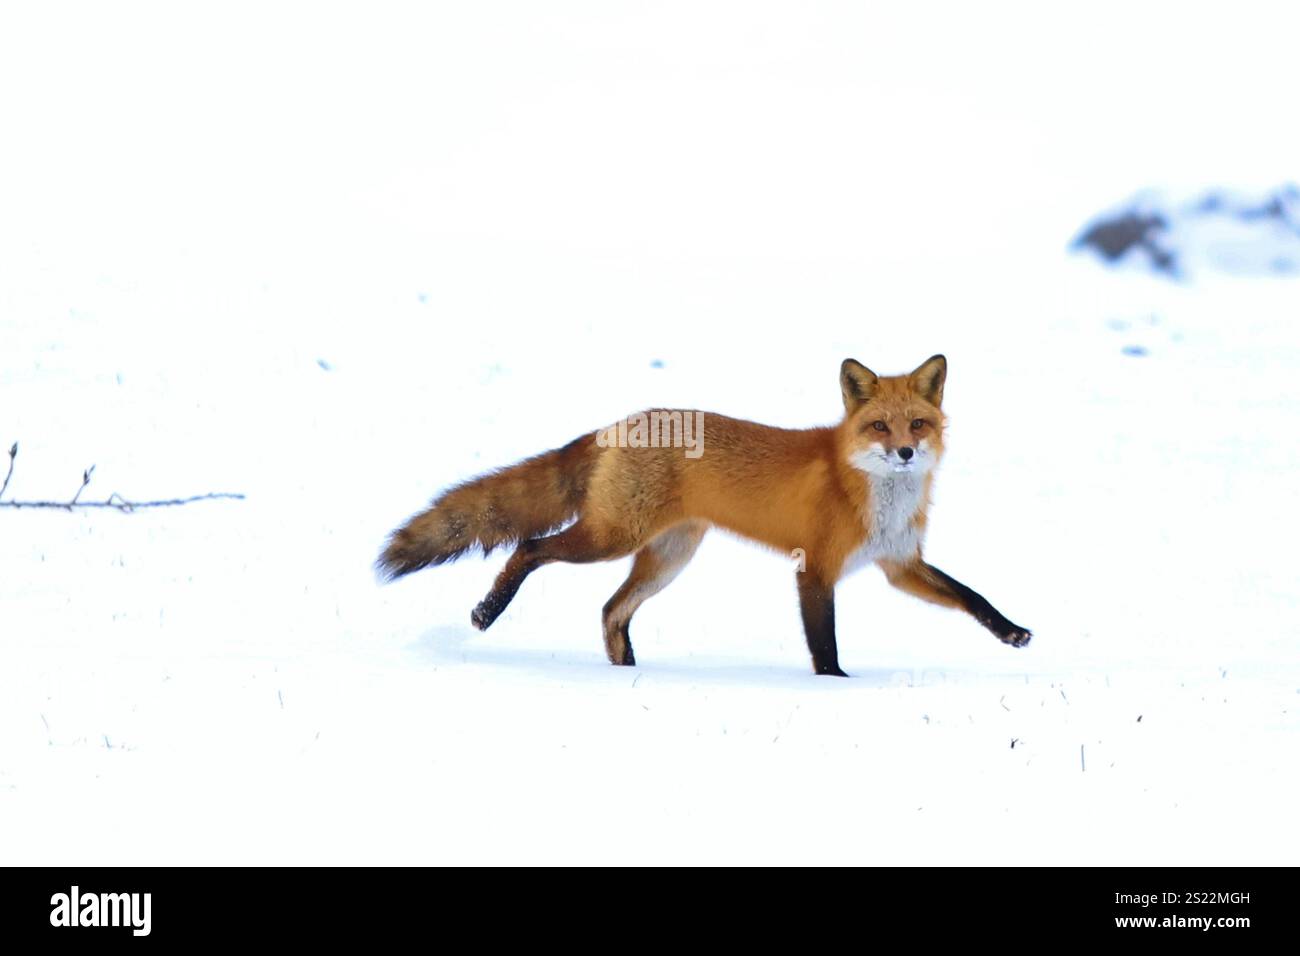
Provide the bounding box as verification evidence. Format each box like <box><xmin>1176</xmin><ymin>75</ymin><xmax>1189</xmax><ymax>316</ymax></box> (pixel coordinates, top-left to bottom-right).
<box><xmin>601</xmin><ymin>521</ymin><xmax>707</xmax><ymax>666</ymax></box>
<box><xmin>470</xmin><ymin>521</ymin><xmax>638</xmax><ymax>632</ymax></box>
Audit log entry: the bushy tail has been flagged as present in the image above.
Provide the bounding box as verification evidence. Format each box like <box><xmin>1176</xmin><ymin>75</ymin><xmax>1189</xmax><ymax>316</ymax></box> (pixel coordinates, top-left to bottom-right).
<box><xmin>376</xmin><ymin>433</ymin><xmax>599</xmax><ymax>581</ymax></box>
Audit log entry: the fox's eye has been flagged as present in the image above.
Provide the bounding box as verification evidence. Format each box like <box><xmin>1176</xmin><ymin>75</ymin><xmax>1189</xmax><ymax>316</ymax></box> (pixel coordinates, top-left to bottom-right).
<box><xmin>911</xmin><ymin>419</ymin><xmax>925</xmax><ymax>430</ymax></box>
<box><xmin>871</xmin><ymin>420</ymin><xmax>888</xmax><ymax>432</ymax></box>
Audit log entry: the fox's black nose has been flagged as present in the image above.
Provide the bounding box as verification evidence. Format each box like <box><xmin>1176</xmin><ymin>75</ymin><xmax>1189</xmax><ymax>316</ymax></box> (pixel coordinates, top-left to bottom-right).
<box><xmin>897</xmin><ymin>446</ymin><xmax>914</xmax><ymax>461</ymax></box>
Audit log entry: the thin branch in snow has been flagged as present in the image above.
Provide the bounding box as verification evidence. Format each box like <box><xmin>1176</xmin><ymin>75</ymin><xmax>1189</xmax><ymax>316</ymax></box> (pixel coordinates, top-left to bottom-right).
<box><xmin>1</xmin><ymin>491</ymin><xmax>245</xmax><ymax>511</ymax></box>
<box><xmin>0</xmin><ymin>444</ymin><xmax>243</xmax><ymax>512</ymax></box>
<box><xmin>70</xmin><ymin>465</ymin><xmax>95</xmax><ymax>505</ymax></box>
<box><xmin>0</xmin><ymin>443</ymin><xmax>15</xmax><ymax>500</ymax></box>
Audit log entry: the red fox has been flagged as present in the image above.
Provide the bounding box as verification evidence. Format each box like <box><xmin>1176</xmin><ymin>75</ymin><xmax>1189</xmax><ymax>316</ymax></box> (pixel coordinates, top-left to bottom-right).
<box><xmin>378</xmin><ymin>355</ymin><xmax>1031</xmax><ymax>675</ymax></box>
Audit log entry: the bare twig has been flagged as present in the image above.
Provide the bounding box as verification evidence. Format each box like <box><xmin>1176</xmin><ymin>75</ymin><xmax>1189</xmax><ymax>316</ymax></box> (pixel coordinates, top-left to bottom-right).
<box><xmin>1</xmin><ymin>491</ymin><xmax>244</xmax><ymax>511</ymax></box>
<box><xmin>70</xmin><ymin>465</ymin><xmax>95</xmax><ymax>506</ymax></box>
<box><xmin>0</xmin><ymin>443</ymin><xmax>15</xmax><ymax>500</ymax></box>
<box><xmin>0</xmin><ymin>444</ymin><xmax>243</xmax><ymax>512</ymax></box>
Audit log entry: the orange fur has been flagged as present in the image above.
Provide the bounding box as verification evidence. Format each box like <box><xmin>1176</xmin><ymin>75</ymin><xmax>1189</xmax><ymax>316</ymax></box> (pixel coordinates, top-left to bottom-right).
<box><xmin>379</xmin><ymin>355</ymin><xmax>1031</xmax><ymax>674</ymax></box>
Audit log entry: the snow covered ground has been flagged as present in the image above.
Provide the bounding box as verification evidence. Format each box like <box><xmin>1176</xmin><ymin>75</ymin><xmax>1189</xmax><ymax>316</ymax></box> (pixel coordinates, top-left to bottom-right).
<box><xmin>2</xmin><ymin>3</ymin><xmax>1298</xmax><ymax>865</ymax></box>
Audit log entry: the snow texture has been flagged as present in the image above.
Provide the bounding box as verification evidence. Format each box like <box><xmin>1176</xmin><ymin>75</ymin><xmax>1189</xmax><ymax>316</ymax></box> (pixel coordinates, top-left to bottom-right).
<box><xmin>2</xmin><ymin>2</ymin><xmax>1298</xmax><ymax>865</ymax></box>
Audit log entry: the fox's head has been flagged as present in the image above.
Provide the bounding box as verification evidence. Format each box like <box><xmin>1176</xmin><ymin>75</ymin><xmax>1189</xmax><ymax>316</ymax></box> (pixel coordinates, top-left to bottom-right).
<box><xmin>839</xmin><ymin>355</ymin><xmax>947</xmax><ymax>477</ymax></box>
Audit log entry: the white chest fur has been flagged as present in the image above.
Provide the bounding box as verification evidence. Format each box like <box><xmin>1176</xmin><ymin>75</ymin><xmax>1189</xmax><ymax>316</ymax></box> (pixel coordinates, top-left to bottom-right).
<box><xmin>841</xmin><ymin>471</ymin><xmax>926</xmax><ymax>576</ymax></box>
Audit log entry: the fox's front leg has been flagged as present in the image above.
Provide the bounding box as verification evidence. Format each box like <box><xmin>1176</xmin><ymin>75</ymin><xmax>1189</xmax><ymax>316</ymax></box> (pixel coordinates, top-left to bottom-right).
<box><xmin>796</xmin><ymin>572</ymin><xmax>848</xmax><ymax>676</ymax></box>
<box><xmin>881</xmin><ymin>559</ymin><xmax>1032</xmax><ymax>647</ymax></box>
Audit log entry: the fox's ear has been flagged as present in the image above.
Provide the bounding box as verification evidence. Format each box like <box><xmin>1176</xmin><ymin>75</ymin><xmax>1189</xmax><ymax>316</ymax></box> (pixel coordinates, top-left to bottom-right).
<box><xmin>840</xmin><ymin>358</ymin><xmax>879</xmax><ymax>412</ymax></box>
<box><xmin>910</xmin><ymin>354</ymin><xmax>947</xmax><ymax>407</ymax></box>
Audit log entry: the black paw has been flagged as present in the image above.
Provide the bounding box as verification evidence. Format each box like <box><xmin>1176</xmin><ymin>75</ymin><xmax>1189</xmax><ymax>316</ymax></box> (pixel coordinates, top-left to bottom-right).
<box><xmin>470</xmin><ymin>602</ymin><xmax>495</xmax><ymax>631</ymax></box>
<box><xmin>999</xmin><ymin>625</ymin><xmax>1032</xmax><ymax>648</ymax></box>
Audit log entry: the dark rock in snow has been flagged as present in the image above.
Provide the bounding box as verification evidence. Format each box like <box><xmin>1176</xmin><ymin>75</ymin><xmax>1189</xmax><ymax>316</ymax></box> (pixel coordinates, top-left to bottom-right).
<box><xmin>1073</xmin><ymin>185</ymin><xmax>1300</xmax><ymax>279</ymax></box>
<box><xmin>1073</xmin><ymin>211</ymin><xmax>1173</xmax><ymax>271</ymax></box>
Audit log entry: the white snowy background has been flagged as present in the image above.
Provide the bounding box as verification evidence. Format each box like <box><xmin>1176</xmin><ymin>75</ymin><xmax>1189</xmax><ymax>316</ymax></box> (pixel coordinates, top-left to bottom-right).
<box><xmin>2</xmin><ymin>1</ymin><xmax>1298</xmax><ymax>864</ymax></box>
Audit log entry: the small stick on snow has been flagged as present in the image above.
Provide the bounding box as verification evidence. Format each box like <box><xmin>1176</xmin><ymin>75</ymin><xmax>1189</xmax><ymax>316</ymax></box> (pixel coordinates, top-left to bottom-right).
<box><xmin>0</xmin><ymin>446</ymin><xmax>244</xmax><ymax>511</ymax></box>
<box><xmin>1</xmin><ymin>491</ymin><xmax>245</xmax><ymax>511</ymax></box>
<box><xmin>0</xmin><ymin>443</ymin><xmax>15</xmax><ymax>500</ymax></box>
<box><xmin>70</xmin><ymin>465</ymin><xmax>95</xmax><ymax>506</ymax></box>
<box><xmin>1080</xmin><ymin>744</ymin><xmax>1086</xmax><ymax>772</ymax></box>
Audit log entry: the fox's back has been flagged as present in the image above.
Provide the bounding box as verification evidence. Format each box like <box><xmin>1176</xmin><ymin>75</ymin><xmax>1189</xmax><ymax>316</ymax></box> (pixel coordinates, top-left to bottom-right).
<box><xmin>590</xmin><ymin>411</ymin><xmax>854</xmax><ymax>554</ymax></box>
